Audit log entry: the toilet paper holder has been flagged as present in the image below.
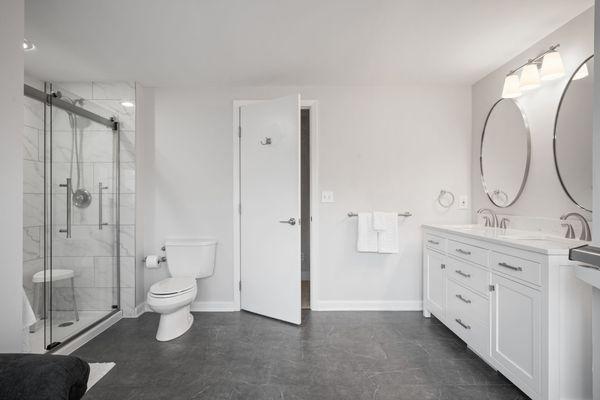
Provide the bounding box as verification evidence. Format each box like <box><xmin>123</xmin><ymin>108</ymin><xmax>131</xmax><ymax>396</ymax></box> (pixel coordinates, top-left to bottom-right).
<box><xmin>143</xmin><ymin>245</ymin><xmax>167</xmax><ymax>264</ymax></box>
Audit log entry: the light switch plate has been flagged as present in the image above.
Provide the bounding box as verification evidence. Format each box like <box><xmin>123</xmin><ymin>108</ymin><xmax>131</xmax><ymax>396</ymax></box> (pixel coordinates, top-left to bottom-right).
<box><xmin>458</xmin><ymin>195</ymin><xmax>469</xmax><ymax>209</ymax></box>
<box><xmin>321</xmin><ymin>191</ymin><xmax>334</xmax><ymax>203</ymax></box>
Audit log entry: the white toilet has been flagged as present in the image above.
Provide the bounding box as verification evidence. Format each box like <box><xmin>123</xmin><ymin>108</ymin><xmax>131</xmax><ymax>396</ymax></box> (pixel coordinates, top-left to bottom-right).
<box><xmin>146</xmin><ymin>238</ymin><xmax>217</xmax><ymax>341</ymax></box>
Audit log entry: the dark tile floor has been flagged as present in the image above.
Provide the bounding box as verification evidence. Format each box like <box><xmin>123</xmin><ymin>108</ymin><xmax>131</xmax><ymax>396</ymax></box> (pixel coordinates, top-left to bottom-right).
<box><xmin>75</xmin><ymin>311</ymin><xmax>528</xmax><ymax>400</ymax></box>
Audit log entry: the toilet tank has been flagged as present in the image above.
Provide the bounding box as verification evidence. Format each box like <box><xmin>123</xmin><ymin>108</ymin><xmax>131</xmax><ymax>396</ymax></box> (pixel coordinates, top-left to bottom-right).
<box><xmin>164</xmin><ymin>239</ymin><xmax>217</xmax><ymax>279</ymax></box>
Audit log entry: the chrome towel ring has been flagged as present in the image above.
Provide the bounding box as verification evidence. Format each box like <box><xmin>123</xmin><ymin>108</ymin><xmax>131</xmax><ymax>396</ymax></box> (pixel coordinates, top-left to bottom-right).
<box><xmin>437</xmin><ymin>190</ymin><xmax>455</xmax><ymax>208</ymax></box>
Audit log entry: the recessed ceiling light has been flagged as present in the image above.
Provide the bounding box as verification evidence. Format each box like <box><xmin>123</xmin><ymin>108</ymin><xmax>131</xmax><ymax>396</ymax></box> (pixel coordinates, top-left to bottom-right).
<box><xmin>23</xmin><ymin>39</ymin><xmax>36</xmax><ymax>51</ymax></box>
<box><xmin>121</xmin><ymin>101</ymin><xmax>134</xmax><ymax>108</ymax></box>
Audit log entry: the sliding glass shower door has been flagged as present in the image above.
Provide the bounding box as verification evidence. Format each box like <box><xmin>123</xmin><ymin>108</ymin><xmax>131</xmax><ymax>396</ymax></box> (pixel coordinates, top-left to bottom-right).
<box><xmin>24</xmin><ymin>83</ymin><xmax>121</xmax><ymax>352</ymax></box>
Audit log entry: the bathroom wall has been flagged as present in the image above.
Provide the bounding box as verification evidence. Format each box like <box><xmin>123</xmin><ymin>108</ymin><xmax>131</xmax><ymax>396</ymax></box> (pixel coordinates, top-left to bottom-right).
<box><xmin>471</xmin><ymin>8</ymin><xmax>594</xmax><ymax>230</ymax></box>
<box><xmin>22</xmin><ymin>80</ymin><xmax>138</xmax><ymax>317</ymax></box>
<box><xmin>0</xmin><ymin>0</ymin><xmax>24</xmax><ymax>352</ymax></box>
<box><xmin>143</xmin><ymin>85</ymin><xmax>472</xmax><ymax>310</ymax></box>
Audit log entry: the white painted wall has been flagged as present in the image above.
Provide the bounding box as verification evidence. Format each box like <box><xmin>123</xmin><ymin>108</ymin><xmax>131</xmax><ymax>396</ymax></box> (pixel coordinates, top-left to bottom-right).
<box><xmin>0</xmin><ymin>0</ymin><xmax>24</xmax><ymax>351</ymax></box>
<box><xmin>142</xmin><ymin>85</ymin><xmax>471</xmax><ymax>310</ymax></box>
<box><xmin>471</xmin><ymin>9</ymin><xmax>595</xmax><ymax>226</ymax></box>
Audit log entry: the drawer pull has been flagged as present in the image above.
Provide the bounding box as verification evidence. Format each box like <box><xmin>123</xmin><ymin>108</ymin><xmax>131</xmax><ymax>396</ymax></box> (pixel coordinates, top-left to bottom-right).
<box><xmin>428</xmin><ymin>240</ymin><xmax>440</xmax><ymax>245</ymax></box>
<box><xmin>498</xmin><ymin>262</ymin><xmax>523</xmax><ymax>272</ymax></box>
<box><xmin>455</xmin><ymin>294</ymin><xmax>471</xmax><ymax>304</ymax></box>
<box><xmin>455</xmin><ymin>318</ymin><xmax>471</xmax><ymax>330</ymax></box>
<box><xmin>455</xmin><ymin>270</ymin><xmax>471</xmax><ymax>278</ymax></box>
<box><xmin>440</xmin><ymin>263</ymin><xmax>446</xmax><ymax>269</ymax></box>
<box><xmin>455</xmin><ymin>248</ymin><xmax>471</xmax><ymax>255</ymax></box>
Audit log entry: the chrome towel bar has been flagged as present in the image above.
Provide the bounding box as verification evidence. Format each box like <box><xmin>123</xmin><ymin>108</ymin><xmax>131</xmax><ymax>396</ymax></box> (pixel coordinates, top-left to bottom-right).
<box><xmin>347</xmin><ymin>212</ymin><xmax>412</xmax><ymax>218</ymax></box>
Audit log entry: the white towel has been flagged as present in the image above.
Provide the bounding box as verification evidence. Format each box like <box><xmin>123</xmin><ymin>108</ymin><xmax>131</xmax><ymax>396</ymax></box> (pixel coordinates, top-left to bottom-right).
<box><xmin>376</xmin><ymin>212</ymin><xmax>399</xmax><ymax>254</ymax></box>
<box><xmin>372</xmin><ymin>211</ymin><xmax>387</xmax><ymax>231</ymax></box>
<box><xmin>357</xmin><ymin>213</ymin><xmax>378</xmax><ymax>252</ymax></box>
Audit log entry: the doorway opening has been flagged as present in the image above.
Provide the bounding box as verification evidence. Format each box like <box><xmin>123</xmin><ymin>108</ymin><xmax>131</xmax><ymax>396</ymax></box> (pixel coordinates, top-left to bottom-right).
<box><xmin>301</xmin><ymin>108</ymin><xmax>310</xmax><ymax>310</ymax></box>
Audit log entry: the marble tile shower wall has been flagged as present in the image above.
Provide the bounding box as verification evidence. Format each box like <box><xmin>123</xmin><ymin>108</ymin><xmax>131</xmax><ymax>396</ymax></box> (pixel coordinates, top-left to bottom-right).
<box><xmin>23</xmin><ymin>82</ymin><xmax>137</xmax><ymax>317</ymax></box>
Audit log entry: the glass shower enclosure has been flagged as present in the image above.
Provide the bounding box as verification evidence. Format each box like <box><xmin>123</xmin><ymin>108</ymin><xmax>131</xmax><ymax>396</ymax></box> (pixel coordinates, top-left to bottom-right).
<box><xmin>23</xmin><ymin>83</ymin><xmax>121</xmax><ymax>352</ymax></box>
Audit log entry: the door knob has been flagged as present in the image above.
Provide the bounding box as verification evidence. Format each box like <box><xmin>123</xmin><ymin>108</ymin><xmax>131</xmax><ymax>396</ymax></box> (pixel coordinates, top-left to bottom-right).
<box><xmin>279</xmin><ymin>218</ymin><xmax>296</xmax><ymax>225</ymax></box>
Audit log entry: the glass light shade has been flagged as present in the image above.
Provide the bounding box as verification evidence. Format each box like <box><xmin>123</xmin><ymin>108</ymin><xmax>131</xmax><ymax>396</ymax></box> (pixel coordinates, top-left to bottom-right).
<box><xmin>519</xmin><ymin>64</ymin><xmax>541</xmax><ymax>91</ymax></box>
<box><xmin>501</xmin><ymin>74</ymin><xmax>521</xmax><ymax>98</ymax></box>
<box><xmin>540</xmin><ymin>51</ymin><xmax>565</xmax><ymax>81</ymax></box>
<box><xmin>573</xmin><ymin>63</ymin><xmax>589</xmax><ymax>80</ymax></box>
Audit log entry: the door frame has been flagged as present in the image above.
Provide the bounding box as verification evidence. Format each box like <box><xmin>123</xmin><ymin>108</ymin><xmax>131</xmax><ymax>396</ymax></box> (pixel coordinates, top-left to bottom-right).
<box><xmin>232</xmin><ymin>98</ymin><xmax>319</xmax><ymax>312</ymax></box>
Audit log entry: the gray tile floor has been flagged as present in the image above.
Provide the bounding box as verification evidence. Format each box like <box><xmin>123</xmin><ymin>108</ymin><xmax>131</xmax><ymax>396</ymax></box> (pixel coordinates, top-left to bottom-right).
<box><xmin>75</xmin><ymin>311</ymin><xmax>528</xmax><ymax>400</ymax></box>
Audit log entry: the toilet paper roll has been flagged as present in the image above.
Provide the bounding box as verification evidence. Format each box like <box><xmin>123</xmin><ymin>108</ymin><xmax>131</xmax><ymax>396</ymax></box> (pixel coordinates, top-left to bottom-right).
<box><xmin>145</xmin><ymin>255</ymin><xmax>161</xmax><ymax>269</ymax></box>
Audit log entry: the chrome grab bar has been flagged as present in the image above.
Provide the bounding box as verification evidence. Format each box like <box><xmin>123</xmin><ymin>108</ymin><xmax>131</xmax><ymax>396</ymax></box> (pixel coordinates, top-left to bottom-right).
<box><xmin>59</xmin><ymin>178</ymin><xmax>72</xmax><ymax>238</ymax></box>
<box><xmin>455</xmin><ymin>318</ymin><xmax>471</xmax><ymax>330</ymax></box>
<box><xmin>498</xmin><ymin>262</ymin><xmax>522</xmax><ymax>272</ymax></box>
<box><xmin>348</xmin><ymin>212</ymin><xmax>412</xmax><ymax>217</ymax></box>
<box><xmin>455</xmin><ymin>248</ymin><xmax>471</xmax><ymax>255</ymax></box>
<box><xmin>456</xmin><ymin>294</ymin><xmax>471</xmax><ymax>304</ymax></box>
<box><xmin>98</xmin><ymin>182</ymin><xmax>109</xmax><ymax>230</ymax></box>
<box><xmin>455</xmin><ymin>270</ymin><xmax>471</xmax><ymax>278</ymax></box>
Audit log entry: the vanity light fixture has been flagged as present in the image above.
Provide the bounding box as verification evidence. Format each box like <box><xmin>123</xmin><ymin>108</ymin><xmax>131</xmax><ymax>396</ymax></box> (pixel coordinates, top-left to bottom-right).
<box><xmin>573</xmin><ymin>62</ymin><xmax>589</xmax><ymax>80</ymax></box>
<box><xmin>120</xmin><ymin>101</ymin><xmax>134</xmax><ymax>108</ymax></box>
<box><xmin>501</xmin><ymin>44</ymin><xmax>563</xmax><ymax>98</ymax></box>
<box><xmin>23</xmin><ymin>39</ymin><xmax>35</xmax><ymax>51</ymax></box>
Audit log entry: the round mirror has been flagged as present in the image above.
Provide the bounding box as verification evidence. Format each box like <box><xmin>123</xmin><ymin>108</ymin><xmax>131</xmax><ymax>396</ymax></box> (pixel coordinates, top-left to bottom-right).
<box><xmin>554</xmin><ymin>55</ymin><xmax>594</xmax><ymax>212</ymax></box>
<box><xmin>480</xmin><ymin>99</ymin><xmax>531</xmax><ymax>207</ymax></box>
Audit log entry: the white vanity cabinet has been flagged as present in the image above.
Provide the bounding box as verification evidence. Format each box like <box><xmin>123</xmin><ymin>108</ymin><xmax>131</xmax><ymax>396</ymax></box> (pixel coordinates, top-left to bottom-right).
<box><xmin>422</xmin><ymin>225</ymin><xmax>592</xmax><ymax>400</ymax></box>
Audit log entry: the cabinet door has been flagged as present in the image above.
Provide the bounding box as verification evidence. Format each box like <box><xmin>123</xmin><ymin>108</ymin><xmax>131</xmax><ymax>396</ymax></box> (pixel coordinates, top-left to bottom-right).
<box><xmin>424</xmin><ymin>248</ymin><xmax>446</xmax><ymax>318</ymax></box>
<box><xmin>491</xmin><ymin>274</ymin><xmax>541</xmax><ymax>397</ymax></box>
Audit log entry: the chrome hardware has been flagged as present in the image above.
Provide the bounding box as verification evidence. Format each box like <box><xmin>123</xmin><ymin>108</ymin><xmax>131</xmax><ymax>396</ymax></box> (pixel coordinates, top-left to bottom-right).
<box><xmin>59</xmin><ymin>178</ymin><xmax>72</xmax><ymax>238</ymax></box>
<box><xmin>498</xmin><ymin>262</ymin><xmax>522</xmax><ymax>272</ymax></box>
<box><xmin>437</xmin><ymin>190</ymin><xmax>455</xmax><ymax>208</ymax></box>
<box><xmin>142</xmin><ymin>255</ymin><xmax>167</xmax><ymax>264</ymax></box>
<box><xmin>440</xmin><ymin>264</ymin><xmax>446</xmax><ymax>269</ymax></box>
<box><xmin>560</xmin><ymin>212</ymin><xmax>592</xmax><ymax>241</ymax></box>
<box><xmin>98</xmin><ymin>182</ymin><xmax>109</xmax><ymax>230</ymax></box>
<box><xmin>499</xmin><ymin>217</ymin><xmax>510</xmax><ymax>229</ymax></box>
<box><xmin>348</xmin><ymin>211</ymin><xmax>412</xmax><ymax>217</ymax></box>
<box><xmin>489</xmin><ymin>285</ymin><xmax>495</xmax><ymax>292</ymax></box>
<box><xmin>161</xmin><ymin>245</ymin><xmax>166</xmax><ymax>251</ymax></box>
<box><xmin>562</xmin><ymin>222</ymin><xmax>576</xmax><ymax>239</ymax></box>
<box><xmin>455</xmin><ymin>248</ymin><xmax>471</xmax><ymax>255</ymax></box>
<box><xmin>260</xmin><ymin>137</ymin><xmax>272</xmax><ymax>145</ymax></box>
<box><xmin>456</xmin><ymin>294</ymin><xmax>471</xmax><ymax>304</ymax></box>
<box><xmin>477</xmin><ymin>208</ymin><xmax>499</xmax><ymax>228</ymax></box>
<box><xmin>455</xmin><ymin>318</ymin><xmax>471</xmax><ymax>330</ymax></box>
<box><xmin>279</xmin><ymin>218</ymin><xmax>296</xmax><ymax>225</ymax></box>
<box><xmin>455</xmin><ymin>270</ymin><xmax>471</xmax><ymax>278</ymax></box>
<box><xmin>428</xmin><ymin>240</ymin><xmax>440</xmax><ymax>245</ymax></box>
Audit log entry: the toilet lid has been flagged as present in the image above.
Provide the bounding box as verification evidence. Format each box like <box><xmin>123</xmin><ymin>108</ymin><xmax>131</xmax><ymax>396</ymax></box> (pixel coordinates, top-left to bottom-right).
<box><xmin>150</xmin><ymin>277</ymin><xmax>196</xmax><ymax>296</ymax></box>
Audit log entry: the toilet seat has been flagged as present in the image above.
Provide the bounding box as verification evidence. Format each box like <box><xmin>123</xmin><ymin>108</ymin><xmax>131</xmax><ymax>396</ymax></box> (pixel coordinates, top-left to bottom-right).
<box><xmin>149</xmin><ymin>277</ymin><xmax>196</xmax><ymax>298</ymax></box>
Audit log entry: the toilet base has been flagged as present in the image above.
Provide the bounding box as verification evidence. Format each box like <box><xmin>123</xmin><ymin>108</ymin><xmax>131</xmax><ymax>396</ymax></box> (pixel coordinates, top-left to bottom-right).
<box><xmin>155</xmin><ymin>305</ymin><xmax>194</xmax><ymax>341</ymax></box>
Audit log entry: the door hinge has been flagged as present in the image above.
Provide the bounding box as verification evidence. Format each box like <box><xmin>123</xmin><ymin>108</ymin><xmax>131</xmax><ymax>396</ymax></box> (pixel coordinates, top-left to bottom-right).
<box><xmin>238</xmin><ymin>126</ymin><xmax>241</xmax><ymax>138</ymax></box>
<box><xmin>489</xmin><ymin>285</ymin><xmax>495</xmax><ymax>292</ymax></box>
<box><xmin>239</xmin><ymin>281</ymin><xmax>242</xmax><ymax>291</ymax></box>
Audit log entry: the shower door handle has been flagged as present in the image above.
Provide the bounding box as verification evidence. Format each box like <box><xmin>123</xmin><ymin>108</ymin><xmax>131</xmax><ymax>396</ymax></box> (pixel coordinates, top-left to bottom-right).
<box><xmin>98</xmin><ymin>182</ymin><xmax>109</xmax><ymax>230</ymax></box>
<box><xmin>59</xmin><ymin>178</ymin><xmax>72</xmax><ymax>238</ymax></box>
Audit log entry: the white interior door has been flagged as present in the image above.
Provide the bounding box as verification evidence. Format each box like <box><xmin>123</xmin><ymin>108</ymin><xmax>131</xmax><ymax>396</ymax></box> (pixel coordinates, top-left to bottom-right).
<box><xmin>240</xmin><ymin>95</ymin><xmax>301</xmax><ymax>324</ymax></box>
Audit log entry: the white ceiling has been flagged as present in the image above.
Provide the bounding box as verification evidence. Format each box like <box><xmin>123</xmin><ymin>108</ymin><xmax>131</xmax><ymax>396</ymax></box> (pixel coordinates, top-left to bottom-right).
<box><xmin>24</xmin><ymin>0</ymin><xmax>593</xmax><ymax>87</ymax></box>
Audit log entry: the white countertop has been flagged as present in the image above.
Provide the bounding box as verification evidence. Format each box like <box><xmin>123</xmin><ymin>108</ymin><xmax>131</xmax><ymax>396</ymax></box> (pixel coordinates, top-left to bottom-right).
<box><xmin>423</xmin><ymin>224</ymin><xmax>587</xmax><ymax>255</ymax></box>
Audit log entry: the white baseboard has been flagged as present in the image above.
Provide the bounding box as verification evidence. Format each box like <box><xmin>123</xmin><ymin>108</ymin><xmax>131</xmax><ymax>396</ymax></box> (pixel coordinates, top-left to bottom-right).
<box><xmin>190</xmin><ymin>301</ymin><xmax>238</xmax><ymax>312</ymax></box>
<box><xmin>54</xmin><ymin>311</ymin><xmax>122</xmax><ymax>355</ymax></box>
<box><xmin>312</xmin><ymin>300</ymin><xmax>422</xmax><ymax>311</ymax></box>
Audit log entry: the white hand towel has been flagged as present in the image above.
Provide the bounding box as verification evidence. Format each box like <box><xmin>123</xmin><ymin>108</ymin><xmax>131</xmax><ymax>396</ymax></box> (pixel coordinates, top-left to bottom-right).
<box><xmin>357</xmin><ymin>213</ymin><xmax>378</xmax><ymax>252</ymax></box>
<box><xmin>377</xmin><ymin>212</ymin><xmax>399</xmax><ymax>254</ymax></box>
<box><xmin>372</xmin><ymin>211</ymin><xmax>387</xmax><ymax>231</ymax></box>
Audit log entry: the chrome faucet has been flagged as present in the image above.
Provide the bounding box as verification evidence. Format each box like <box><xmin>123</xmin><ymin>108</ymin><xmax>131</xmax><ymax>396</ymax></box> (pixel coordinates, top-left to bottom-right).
<box><xmin>477</xmin><ymin>208</ymin><xmax>499</xmax><ymax>228</ymax></box>
<box><xmin>499</xmin><ymin>217</ymin><xmax>510</xmax><ymax>229</ymax></box>
<box><xmin>560</xmin><ymin>212</ymin><xmax>592</xmax><ymax>241</ymax></box>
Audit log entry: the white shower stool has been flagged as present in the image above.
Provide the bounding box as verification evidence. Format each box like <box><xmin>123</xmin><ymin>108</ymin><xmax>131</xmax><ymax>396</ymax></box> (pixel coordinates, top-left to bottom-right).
<box><xmin>30</xmin><ymin>269</ymin><xmax>79</xmax><ymax>332</ymax></box>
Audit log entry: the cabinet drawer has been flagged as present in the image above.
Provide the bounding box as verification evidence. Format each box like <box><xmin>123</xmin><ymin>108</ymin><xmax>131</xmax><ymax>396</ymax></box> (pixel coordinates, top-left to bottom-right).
<box><xmin>490</xmin><ymin>251</ymin><xmax>541</xmax><ymax>286</ymax></box>
<box><xmin>447</xmin><ymin>309</ymin><xmax>490</xmax><ymax>356</ymax></box>
<box><xmin>446</xmin><ymin>279</ymin><xmax>489</xmax><ymax>326</ymax></box>
<box><xmin>448</xmin><ymin>240</ymin><xmax>488</xmax><ymax>266</ymax></box>
<box><xmin>447</xmin><ymin>257</ymin><xmax>490</xmax><ymax>295</ymax></box>
<box><xmin>424</xmin><ymin>233</ymin><xmax>446</xmax><ymax>252</ymax></box>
